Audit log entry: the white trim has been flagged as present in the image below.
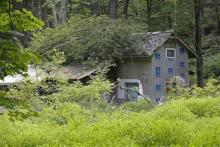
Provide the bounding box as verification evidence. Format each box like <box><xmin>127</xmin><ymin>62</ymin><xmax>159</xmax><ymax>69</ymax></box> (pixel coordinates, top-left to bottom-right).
<box><xmin>117</xmin><ymin>79</ymin><xmax>143</xmax><ymax>99</ymax></box>
<box><xmin>165</xmin><ymin>48</ymin><xmax>176</xmax><ymax>59</ymax></box>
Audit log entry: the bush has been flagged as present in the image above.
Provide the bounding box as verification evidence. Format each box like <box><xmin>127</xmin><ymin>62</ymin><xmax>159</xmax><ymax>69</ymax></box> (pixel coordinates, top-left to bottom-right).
<box><xmin>1</xmin><ymin>96</ymin><xmax>220</xmax><ymax>146</ymax></box>
<box><xmin>121</xmin><ymin>99</ymin><xmax>153</xmax><ymax>112</ymax></box>
<box><xmin>1</xmin><ymin>77</ymin><xmax>220</xmax><ymax>146</ymax></box>
<box><xmin>167</xmin><ymin>78</ymin><xmax>220</xmax><ymax>100</ymax></box>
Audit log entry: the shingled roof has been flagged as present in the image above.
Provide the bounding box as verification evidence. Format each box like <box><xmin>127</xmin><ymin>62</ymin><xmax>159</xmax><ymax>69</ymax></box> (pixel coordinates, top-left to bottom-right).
<box><xmin>51</xmin><ymin>64</ymin><xmax>101</xmax><ymax>80</ymax></box>
<box><xmin>134</xmin><ymin>30</ymin><xmax>197</xmax><ymax>57</ymax></box>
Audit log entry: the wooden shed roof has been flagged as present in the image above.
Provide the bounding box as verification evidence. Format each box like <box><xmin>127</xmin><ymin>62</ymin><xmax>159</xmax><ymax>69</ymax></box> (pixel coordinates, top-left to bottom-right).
<box><xmin>50</xmin><ymin>64</ymin><xmax>102</xmax><ymax>80</ymax></box>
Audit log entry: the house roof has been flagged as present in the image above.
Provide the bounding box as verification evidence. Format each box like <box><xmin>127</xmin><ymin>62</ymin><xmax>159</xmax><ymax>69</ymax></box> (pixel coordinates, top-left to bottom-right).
<box><xmin>0</xmin><ymin>64</ymin><xmax>101</xmax><ymax>85</ymax></box>
<box><xmin>51</xmin><ymin>64</ymin><xmax>101</xmax><ymax>80</ymax></box>
<box><xmin>136</xmin><ymin>30</ymin><xmax>197</xmax><ymax>57</ymax></box>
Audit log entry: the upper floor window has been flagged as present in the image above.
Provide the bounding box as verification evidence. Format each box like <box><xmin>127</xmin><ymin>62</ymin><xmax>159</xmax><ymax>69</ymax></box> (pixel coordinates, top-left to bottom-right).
<box><xmin>180</xmin><ymin>61</ymin><xmax>185</xmax><ymax>67</ymax></box>
<box><xmin>155</xmin><ymin>53</ymin><xmax>160</xmax><ymax>60</ymax></box>
<box><xmin>166</xmin><ymin>48</ymin><xmax>176</xmax><ymax>59</ymax></box>
<box><xmin>156</xmin><ymin>84</ymin><xmax>162</xmax><ymax>91</ymax></box>
<box><xmin>180</xmin><ymin>48</ymin><xmax>185</xmax><ymax>54</ymax></box>
<box><xmin>155</xmin><ymin>67</ymin><xmax>161</xmax><ymax>77</ymax></box>
<box><xmin>168</xmin><ymin>68</ymin><xmax>174</xmax><ymax>74</ymax></box>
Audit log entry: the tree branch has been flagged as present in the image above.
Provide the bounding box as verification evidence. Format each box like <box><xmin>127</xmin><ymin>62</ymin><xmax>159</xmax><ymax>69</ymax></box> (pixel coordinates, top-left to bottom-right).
<box><xmin>117</xmin><ymin>85</ymin><xmax>154</xmax><ymax>106</ymax></box>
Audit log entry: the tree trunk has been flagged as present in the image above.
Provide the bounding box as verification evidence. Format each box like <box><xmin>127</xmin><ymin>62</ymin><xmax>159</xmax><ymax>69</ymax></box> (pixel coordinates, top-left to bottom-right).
<box><xmin>123</xmin><ymin>0</ymin><xmax>129</xmax><ymax>18</ymax></box>
<box><xmin>194</xmin><ymin>0</ymin><xmax>203</xmax><ymax>87</ymax></box>
<box><xmin>162</xmin><ymin>0</ymin><xmax>166</xmax><ymax>31</ymax></box>
<box><xmin>214</xmin><ymin>0</ymin><xmax>220</xmax><ymax>35</ymax></box>
<box><xmin>147</xmin><ymin>0</ymin><xmax>152</xmax><ymax>31</ymax></box>
<box><xmin>167</xmin><ymin>12</ymin><xmax>173</xmax><ymax>29</ymax></box>
<box><xmin>59</xmin><ymin>0</ymin><xmax>68</xmax><ymax>24</ymax></box>
<box><xmin>37</xmin><ymin>0</ymin><xmax>42</xmax><ymax>20</ymax></box>
<box><xmin>43</xmin><ymin>0</ymin><xmax>49</xmax><ymax>27</ymax></box>
<box><xmin>201</xmin><ymin>0</ymin><xmax>205</xmax><ymax>36</ymax></box>
<box><xmin>52</xmin><ymin>4</ymin><xmax>57</xmax><ymax>27</ymax></box>
<box><xmin>109</xmin><ymin>0</ymin><xmax>117</xmax><ymax>19</ymax></box>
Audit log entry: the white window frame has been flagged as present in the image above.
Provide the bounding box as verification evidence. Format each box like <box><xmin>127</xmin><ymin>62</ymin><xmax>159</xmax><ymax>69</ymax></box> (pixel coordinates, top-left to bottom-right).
<box><xmin>117</xmin><ymin>79</ymin><xmax>143</xmax><ymax>100</ymax></box>
<box><xmin>166</xmin><ymin>48</ymin><xmax>176</xmax><ymax>59</ymax></box>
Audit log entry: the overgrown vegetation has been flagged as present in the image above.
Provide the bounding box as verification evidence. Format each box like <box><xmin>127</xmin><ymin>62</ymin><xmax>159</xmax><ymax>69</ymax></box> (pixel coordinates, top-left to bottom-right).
<box><xmin>31</xmin><ymin>15</ymin><xmax>146</xmax><ymax>65</ymax></box>
<box><xmin>1</xmin><ymin>0</ymin><xmax>220</xmax><ymax>146</ymax></box>
<box><xmin>1</xmin><ymin>76</ymin><xmax>220</xmax><ymax>146</ymax></box>
<box><xmin>0</xmin><ymin>0</ymin><xmax>43</xmax><ymax>78</ymax></box>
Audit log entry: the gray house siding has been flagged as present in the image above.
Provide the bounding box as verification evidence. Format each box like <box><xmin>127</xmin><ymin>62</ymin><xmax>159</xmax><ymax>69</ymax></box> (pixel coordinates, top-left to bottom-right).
<box><xmin>116</xmin><ymin>38</ymin><xmax>191</xmax><ymax>103</ymax></box>
<box><xmin>151</xmin><ymin>39</ymin><xmax>189</xmax><ymax>101</ymax></box>
<box><xmin>117</xmin><ymin>57</ymin><xmax>152</xmax><ymax>101</ymax></box>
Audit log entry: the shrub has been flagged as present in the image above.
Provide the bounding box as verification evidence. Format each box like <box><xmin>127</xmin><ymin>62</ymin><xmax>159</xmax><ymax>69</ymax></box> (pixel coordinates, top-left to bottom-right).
<box><xmin>167</xmin><ymin>78</ymin><xmax>220</xmax><ymax>100</ymax></box>
<box><xmin>1</xmin><ymin>77</ymin><xmax>220</xmax><ymax>146</ymax></box>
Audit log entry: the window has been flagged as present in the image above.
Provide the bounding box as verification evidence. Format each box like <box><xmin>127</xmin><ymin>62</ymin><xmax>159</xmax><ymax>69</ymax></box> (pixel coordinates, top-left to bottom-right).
<box><xmin>166</xmin><ymin>48</ymin><xmax>176</xmax><ymax>58</ymax></box>
<box><xmin>168</xmin><ymin>68</ymin><xmax>174</xmax><ymax>74</ymax></box>
<box><xmin>180</xmin><ymin>48</ymin><xmax>185</xmax><ymax>54</ymax></box>
<box><xmin>117</xmin><ymin>79</ymin><xmax>143</xmax><ymax>100</ymax></box>
<box><xmin>125</xmin><ymin>82</ymin><xmax>139</xmax><ymax>101</ymax></box>
<box><xmin>155</xmin><ymin>53</ymin><xmax>160</xmax><ymax>60</ymax></box>
<box><xmin>155</xmin><ymin>67</ymin><xmax>161</xmax><ymax>77</ymax></box>
<box><xmin>156</xmin><ymin>84</ymin><xmax>162</xmax><ymax>91</ymax></box>
<box><xmin>180</xmin><ymin>61</ymin><xmax>185</xmax><ymax>67</ymax></box>
<box><xmin>180</xmin><ymin>73</ymin><xmax>186</xmax><ymax>79</ymax></box>
<box><xmin>156</xmin><ymin>98</ymin><xmax>161</xmax><ymax>103</ymax></box>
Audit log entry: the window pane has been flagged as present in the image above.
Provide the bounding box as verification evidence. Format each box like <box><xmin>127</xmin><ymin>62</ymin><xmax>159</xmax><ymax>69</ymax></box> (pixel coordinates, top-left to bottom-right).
<box><xmin>156</xmin><ymin>67</ymin><xmax>161</xmax><ymax>77</ymax></box>
<box><xmin>155</xmin><ymin>53</ymin><xmax>160</xmax><ymax>60</ymax></box>
<box><xmin>156</xmin><ymin>84</ymin><xmax>162</xmax><ymax>91</ymax></box>
<box><xmin>168</xmin><ymin>68</ymin><xmax>174</xmax><ymax>74</ymax></box>
<box><xmin>125</xmin><ymin>83</ymin><xmax>139</xmax><ymax>100</ymax></box>
<box><xmin>167</xmin><ymin>50</ymin><xmax>175</xmax><ymax>57</ymax></box>
<box><xmin>180</xmin><ymin>61</ymin><xmax>185</xmax><ymax>67</ymax></box>
<box><xmin>180</xmin><ymin>48</ymin><xmax>185</xmax><ymax>54</ymax></box>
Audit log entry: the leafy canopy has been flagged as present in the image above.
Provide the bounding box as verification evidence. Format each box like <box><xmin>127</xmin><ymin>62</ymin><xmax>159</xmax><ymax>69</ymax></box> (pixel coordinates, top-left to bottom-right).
<box><xmin>31</xmin><ymin>15</ymin><xmax>147</xmax><ymax>65</ymax></box>
<box><xmin>0</xmin><ymin>0</ymin><xmax>44</xmax><ymax>78</ymax></box>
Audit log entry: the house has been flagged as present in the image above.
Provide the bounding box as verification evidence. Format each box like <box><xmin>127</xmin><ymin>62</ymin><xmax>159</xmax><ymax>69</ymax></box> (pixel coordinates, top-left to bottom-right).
<box><xmin>112</xmin><ymin>31</ymin><xmax>196</xmax><ymax>103</ymax></box>
<box><xmin>1</xmin><ymin>31</ymin><xmax>196</xmax><ymax>104</ymax></box>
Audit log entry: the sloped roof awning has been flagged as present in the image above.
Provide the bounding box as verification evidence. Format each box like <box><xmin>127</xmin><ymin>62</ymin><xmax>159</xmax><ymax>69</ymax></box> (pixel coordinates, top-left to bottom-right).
<box><xmin>50</xmin><ymin>64</ymin><xmax>102</xmax><ymax>80</ymax></box>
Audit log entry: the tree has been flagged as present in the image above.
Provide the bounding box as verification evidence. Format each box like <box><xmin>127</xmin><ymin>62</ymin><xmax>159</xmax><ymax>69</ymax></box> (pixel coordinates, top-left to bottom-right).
<box><xmin>194</xmin><ymin>0</ymin><xmax>204</xmax><ymax>87</ymax></box>
<box><xmin>147</xmin><ymin>0</ymin><xmax>152</xmax><ymax>31</ymax></box>
<box><xmin>30</xmin><ymin>15</ymin><xmax>146</xmax><ymax>65</ymax></box>
<box><xmin>0</xmin><ymin>0</ymin><xmax>43</xmax><ymax>79</ymax></box>
<box><xmin>123</xmin><ymin>0</ymin><xmax>130</xmax><ymax>18</ymax></box>
<box><xmin>59</xmin><ymin>0</ymin><xmax>68</xmax><ymax>24</ymax></box>
<box><xmin>109</xmin><ymin>0</ymin><xmax>117</xmax><ymax>19</ymax></box>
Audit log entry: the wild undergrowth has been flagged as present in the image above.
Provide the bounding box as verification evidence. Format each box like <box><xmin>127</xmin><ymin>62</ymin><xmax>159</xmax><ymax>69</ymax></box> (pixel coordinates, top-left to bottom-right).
<box><xmin>0</xmin><ymin>76</ymin><xmax>220</xmax><ymax>146</ymax></box>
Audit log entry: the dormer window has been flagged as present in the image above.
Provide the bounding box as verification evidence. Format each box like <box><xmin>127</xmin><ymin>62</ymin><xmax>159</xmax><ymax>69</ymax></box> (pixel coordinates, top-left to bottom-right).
<box><xmin>166</xmin><ymin>48</ymin><xmax>176</xmax><ymax>59</ymax></box>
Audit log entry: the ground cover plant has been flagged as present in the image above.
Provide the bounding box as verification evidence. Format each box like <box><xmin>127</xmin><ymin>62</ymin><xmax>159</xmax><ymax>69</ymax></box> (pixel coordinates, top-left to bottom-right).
<box><xmin>0</xmin><ymin>76</ymin><xmax>220</xmax><ymax>146</ymax></box>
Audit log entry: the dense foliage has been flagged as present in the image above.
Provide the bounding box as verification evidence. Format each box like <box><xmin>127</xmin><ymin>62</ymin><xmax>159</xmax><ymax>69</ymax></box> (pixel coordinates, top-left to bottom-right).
<box><xmin>1</xmin><ymin>0</ymin><xmax>220</xmax><ymax>146</ymax></box>
<box><xmin>0</xmin><ymin>0</ymin><xmax>43</xmax><ymax>78</ymax></box>
<box><xmin>31</xmin><ymin>15</ymin><xmax>146</xmax><ymax>65</ymax></box>
<box><xmin>0</xmin><ymin>77</ymin><xmax>220</xmax><ymax>146</ymax></box>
